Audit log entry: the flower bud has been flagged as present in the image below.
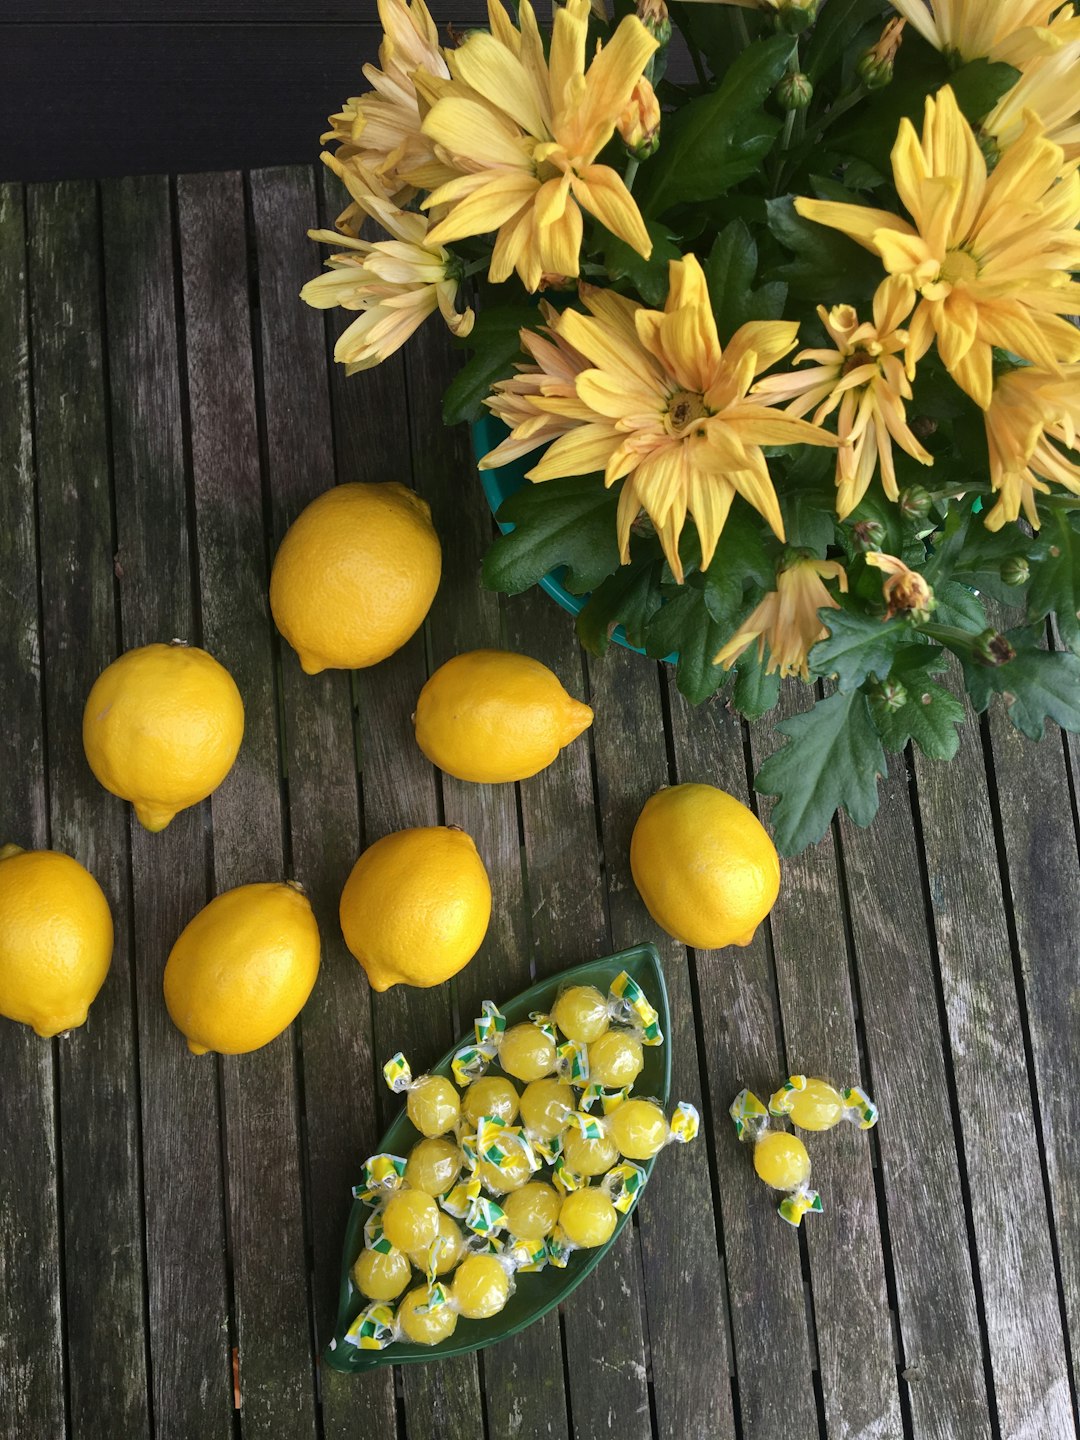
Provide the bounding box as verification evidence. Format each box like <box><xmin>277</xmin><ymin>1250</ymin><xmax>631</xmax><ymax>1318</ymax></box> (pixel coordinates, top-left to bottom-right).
<box><xmin>866</xmin><ymin>551</ymin><xmax>935</xmax><ymax>622</ymax></box>
<box><xmin>776</xmin><ymin>72</ymin><xmax>813</xmax><ymax>111</ymax></box>
<box><xmin>851</xmin><ymin>519</ymin><xmax>887</xmax><ymax>554</ymax></box>
<box><xmin>776</xmin><ymin>0</ymin><xmax>818</xmax><ymax>34</ymax></box>
<box><xmin>618</xmin><ymin>78</ymin><xmax>661</xmax><ymax>161</ymax></box>
<box><xmin>870</xmin><ymin>678</ymin><xmax>908</xmax><ymax>713</ymax></box>
<box><xmin>973</xmin><ymin>629</ymin><xmax>1016</xmax><ymax>667</ymax></box>
<box><xmin>636</xmin><ymin>0</ymin><xmax>671</xmax><ymax>48</ymax></box>
<box><xmin>1000</xmin><ymin>555</ymin><xmax>1030</xmax><ymax>587</ymax></box>
<box><xmin>899</xmin><ymin>484</ymin><xmax>933</xmax><ymax>522</ymax></box>
<box><xmin>857</xmin><ymin>15</ymin><xmax>905</xmax><ymax>90</ymax></box>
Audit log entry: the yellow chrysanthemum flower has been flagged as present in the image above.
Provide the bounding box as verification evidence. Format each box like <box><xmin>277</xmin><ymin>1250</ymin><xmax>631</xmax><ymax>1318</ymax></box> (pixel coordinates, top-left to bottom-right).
<box><xmin>984</xmin><ymin>33</ymin><xmax>1080</xmax><ymax>160</ymax></box>
<box><xmin>713</xmin><ymin>556</ymin><xmax>848</xmax><ymax>680</ymax></box>
<box><xmin>886</xmin><ymin>0</ymin><xmax>1077</xmax><ymax>65</ymax></box>
<box><xmin>795</xmin><ymin>85</ymin><xmax>1080</xmax><ymax>409</ymax></box>
<box><xmin>482</xmin><ymin>302</ymin><xmax>591</xmax><ymax>467</ymax></box>
<box><xmin>419</xmin><ymin>0</ymin><xmax>658</xmax><ymax>292</ymax></box>
<box><xmin>753</xmin><ymin>275</ymin><xmax>932</xmax><ymax>519</ymax></box>
<box><xmin>301</xmin><ymin>154</ymin><xmax>474</xmax><ymax>372</ymax></box>
<box><xmin>864</xmin><ymin>551</ymin><xmax>935</xmax><ymax>620</ymax></box>
<box><xmin>481</xmin><ymin>255</ymin><xmax>839</xmax><ymax>581</ymax></box>
<box><xmin>323</xmin><ymin>0</ymin><xmax>456</xmax><ymax>206</ymax></box>
<box><xmin>983</xmin><ymin>364</ymin><xmax>1080</xmax><ymax>530</ymax></box>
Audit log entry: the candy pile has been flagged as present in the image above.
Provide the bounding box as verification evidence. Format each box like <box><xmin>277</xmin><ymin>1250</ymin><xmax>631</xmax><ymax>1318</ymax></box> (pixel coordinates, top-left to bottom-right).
<box><xmin>341</xmin><ymin>972</ymin><xmax>697</xmax><ymax>1351</ymax></box>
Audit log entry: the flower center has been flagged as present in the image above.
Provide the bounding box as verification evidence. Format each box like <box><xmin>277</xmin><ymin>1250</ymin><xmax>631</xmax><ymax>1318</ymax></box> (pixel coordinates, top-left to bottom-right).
<box><xmin>666</xmin><ymin>390</ymin><xmax>708</xmax><ymax>433</ymax></box>
<box><xmin>938</xmin><ymin>248</ymin><xmax>979</xmax><ymax>287</ymax></box>
<box><xmin>842</xmin><ymin>350</ymin><xmax>877</xmax><ymax>377</ymax></box>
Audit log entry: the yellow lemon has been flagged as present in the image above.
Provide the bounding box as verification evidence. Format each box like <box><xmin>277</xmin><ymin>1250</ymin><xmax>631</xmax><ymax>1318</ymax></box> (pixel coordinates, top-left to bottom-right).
<box><xmin>0</xmin><ymin>844</ymin><xmax>114</xmax><ymax>1036</ymax></box>
<box><xmin>413</xmin><ymin>649</ymin><xmax>593</xmax><ymax>783</ymax></box>
<box><xmin>164</xmin><ymin>881</ymin><xmax>320</xmax><ymax>1055</ymax></box>
<box><xmin>339</xmin><ymin>827</ymin><xmax>491</xmax><ymax>991</ymax></box>
<box><xmin>630</xmin><ymin>783</ymin><xmax>780</xmax><ymax>949</ymax></box>
<box><xmin>83</xmin><ymin>641</ymin><xmax>244</xmax><ymax>832</ymax></box>
<box><xmin>270</xmin><ymin>482</ymin><xmax>441</xmax><ymax>674</ymax></box>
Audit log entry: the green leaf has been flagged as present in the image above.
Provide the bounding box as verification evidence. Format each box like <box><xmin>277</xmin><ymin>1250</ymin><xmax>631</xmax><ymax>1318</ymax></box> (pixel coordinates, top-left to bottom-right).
<box><xmin>961</xmin><ymin>628</ymin><xmax>1080</xmax><ymax>740</ymax></box>
<box><xmin>602</xmin><ymin>222</ymin><xmax>682</xmax><ymax>306</ymax></box>
<box><xmin>870</xmin><ymin>646</ymin><xmax>965</xmax><ymax>760</ymax></box>
<box><xmin>575</xmin><ymin>552</ymin><xmax>665</xmax><ymax>655</ymax></box>
<box><xmin>701</xmin><ymin>500</ymin><xmax>774</xmax><ymax>618</ymax></box>
<box><xmin>482</xmin><ymin>477</ymin><xmax>621</xmax><ymax>595</ymax></box>
<box><xmin>731</xmin><ymin>647</ymin><xmax>781</xmax><ymax>720</ymax></box>
<box><xmin>644</xmin><ymin>586</ymin><xmax>729</xmax><ymax>703</ymax></box>
<box><xmin>1028</xmin><ymin>509</ymin><xmax>1080</xmax><ymax>656</ymax></box>
<box><xmin>949</xmin><ymin>59</ymin><xmax>1022</xmax><ymax>123</ymax></box>
<box><xmin>803</xmin><ymin>0</ymin><xmax>890</xmax><ymax>84</ymax></box>
<box><xmin>765</xmin><ymin>195</ymin><xmax>882</xmax><ymax>303</ymax></box>
<box><xmin>754</xmin><ymin>689</ymin><xmax>887</xmax><ymax>853</ymax></box>
<box><xmin>704</xmin><ymin>220</ymin><xmax>788</xmax><ymax>342</ymax></box>
<box><xmin>932</xmin><ymin>580</ymin><xmax>986</xmax><ymax>631</ymax></box>
<box><xmin>636</xmin><ymin>36</ymin><xmax>794</xmax><ymax>215</ymax></box>
<box><xmin>442</xmin><ymin>305</ymin><xmax>535</xmax><ymax>424</ymax></box>
<box><xmin>810</xmin><ymin>596</ymin><xmax>908</xmax><ymax>690</ymax></box>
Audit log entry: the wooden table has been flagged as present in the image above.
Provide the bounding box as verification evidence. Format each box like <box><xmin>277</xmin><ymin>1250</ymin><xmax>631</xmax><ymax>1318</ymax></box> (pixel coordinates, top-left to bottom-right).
<box><xmin>1</xmin><ymin>166</ymin><xmax>1078</xmax><ymax>1440</ymax></box>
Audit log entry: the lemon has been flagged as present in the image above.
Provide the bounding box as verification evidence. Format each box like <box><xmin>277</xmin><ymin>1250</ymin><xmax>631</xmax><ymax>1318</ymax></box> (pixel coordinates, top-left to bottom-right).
<box><xmin>630</xmin><ymin>783</ymin><xmax>780</xmax><ymax>949</ymax></box>
<box><xmin>339</xmin><ymin>827</ymin><xmax>491</xmax><ymax>991</ymax></box>
<box><xmin>0</xmin><ymin>844</ymin><xmax>114</xmax><ymax>1036</ymax></box>
<box><xmin>270</xmin><ymin>482</ymin><xmax>441</xmax><ymax>675</ymax></box>
<box><xmin>83</xmin><ymin>641</ymin><xmax>244</xmax><ymax>832</ymax></box>
<box><xmin>413</xmin><ymin>650</ymin><xmax>594</xmax><ymax>783</ymax></box>
<box><xmin>164</xmin><ymin>881</ymin><xmax>321</xmax><ymax>1055</ymax></box>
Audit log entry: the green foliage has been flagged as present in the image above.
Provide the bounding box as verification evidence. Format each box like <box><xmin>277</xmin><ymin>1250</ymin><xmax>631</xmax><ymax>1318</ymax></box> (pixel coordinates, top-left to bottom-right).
<box><xmin>442</xmin><ymin>305</ymin><xmax>536</xmax><ymax>424</ymax></box>
<box><xmin>731</xmin><ymin>648</ymin><xmax>781</xmax><ymax>720</ymax></box>
<box><xmin>765</xmin><ymin>196</ymin><xmax>882</xmax><ymax>303</ymax></box>
<box><xmin>810</xmin><ymin>596</ymin><xmax>908</xmax><ymax>690</ymax></box>
<box><xmin>802</xmin><ymin>0</ymin><xmax>889</xmax><ymax>84</ymax></box>
<box><xmin>1028</xmin><ymin>509</ymin><xmax>1080</xmax><ymax>656</ymax></box>
<box><xmin>576</xmin><ymin>550</ymin><xmax>665</xmax><ymax>655</ymax></box>
<box><xmin>643</xmin><ymin>584</ymin><xmax>730</xmax><ymax>703</ymax></box>
<box><xmin>960</xmin><ymin>628</ymin><xmax>1080</xmax><ymax>741</ymax></box>
<box><xmin>481</xmin><ymin>478</ymin><xmax>621</xmax><ymax>596</ymax></box>
<box><xmin>602</xmin><ymin>223</ymin><xmax>682</xmax><ymax>307</ymax></box>
<box><xmin>870</xmin><ymin>646</ymin><xmax>965</xmax><ymax>760</ymax></box>
<box><xmin>704</xmin><ymin>220</ymin><xmax>787</xmax><ymax>341</ymax></box>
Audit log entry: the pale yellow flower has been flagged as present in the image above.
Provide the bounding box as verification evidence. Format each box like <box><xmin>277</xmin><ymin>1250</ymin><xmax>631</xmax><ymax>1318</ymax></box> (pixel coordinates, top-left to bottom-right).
<box><xmin>984</xmin><ymin>33</ymin><xmax>1080</xmax><ymax>160</ymax></box>
<box><xmin>886</xmin><ymin>0</ymin><xmax>1077</xmax><ymax>65</ymax></box>
<box><xmin>714</xmin><ymin>556</ymin><xmax>848</xmax><ymax>680</ymax></box>
<box><xmin>419</xmin><ymin>0</ymin><xmax>658</xmax><ymax>292</ymax></box>
<box><xmin>301</xmin><ymin>154</ymin><xmax>474</xmax><ymax>372</ymax></box>
<box><xmin>795</xmin><ymin>85</ymin><xmax>1080</xmax><ymax>409</ymax></box>
<box><xmin>753</xmin><ymin>276</ymin><xmax>932</xmax><ymax>519</ymax></box>
<box><xmin>482</xmin><ymin>303</ymin><xmax>592</xmax><ymax>467</ymax></box>
<box><xmin>617</xmin><ymin>77</ymin><xmax>661</xmax><ymax>159</ymax></box>
<box><xmin>983</xmin><ymin>364</ymin><xmax>1080</xmax><ymax>530</ymax></box>
<box><xmin>481</xmin><ymin>255</ymin><xmax>839</xmax><ymax>582</ymax></box>
<box><xmin>323</xmin><ymin>0</ymin><xmax>456</xmax><ymax>206</ymax></box>
<box><xmin>864</xmin><ymin>552</ymin><xmax>934</xmax><ymax>620</ymax></box>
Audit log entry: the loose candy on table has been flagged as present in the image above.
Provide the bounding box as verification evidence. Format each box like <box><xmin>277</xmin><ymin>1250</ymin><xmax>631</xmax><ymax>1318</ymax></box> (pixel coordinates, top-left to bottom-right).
<box><xmin>730</xmin><ymin>1089</ymin><xmax>822</xmax><ymax>1228</ymax></box>
<box><xmin>382</xmin><ymin>1051</ymin><xmax>462</xmax><ymax>1137</ymax></box>
<box><xmin>768</xmin><ymin>1074</ymin><xmax>878</xmax><ymax>1132</ymax></box>
<box><xmin>452</xmin><ymin>1002</ymin><xmax>586</xmax><ymax>1086</ymax></box>
<box><xmin>551</xmin><ymin>970</ymin><xmax>664</xmax><ymax>1047</ymax></box>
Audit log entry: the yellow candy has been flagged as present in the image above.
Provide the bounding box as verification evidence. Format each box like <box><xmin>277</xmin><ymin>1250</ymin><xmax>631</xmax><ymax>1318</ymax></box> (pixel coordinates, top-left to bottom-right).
<box><xmin>563</xmin><ymin>1128</ymin><xmax>620</xmax><ymax>1177</ymax></box>
<box><xmin>406</xmin><ymin>1075</ymin><xmax>461</xmax><ymax>1138</ymax></box>
<box><xmin>558</xmin><ymin>1187</ymin><xmax>617</xmax><ymax>1248</ymax></box>
<box><xmin>607</xmin><ymin>1098</ymin><xmax>668</xmax><ymax>1160</ymax></box>
<box><xmin>351</xmin><ymin>1247</ymin><xmax>412</xmax><ymax>1302</ymax></box>
<box><xmin>407</xmin><ymin>1211</ymin><xmax>464</xmax><ymax>1277</ymax></box>
<box><xmin>452</xmin><ymin>1254</ymin><xmax>511</xmax><ymax>1319</ymax></box>
<box><xmin>462</xmin><ymin>1076</ymin><xmax>520</xmax><ymax>1129</ymax></box>
<box><xmin>382</xmin><ymin>1191</ymin><xmax>439</xmax><ymax>1252</ymax></box>
<box><xmin>519</xmin><ymin>1079</ymin><xmax>573</xmax><ymax>1141</ymax></box>
<box><xmin>753</xmin><ymin>1132</ymin><xmax>811</xmax><ymax>1191</ymax></box>
<box><xmin>780</xmin><ymin>1077</ymin><xmax>845</xmax><ymax>1132</ymax></box>
<box><xmin>502</xmin><ymin>1182</ymin><xmax>563</xmax><ymax>1240</ymax></box>
<box><xmin>405</xmin><ymin>1138</ymin><xmax>463</xmax><ymax>1197</ymax></box>
<box><xmin>588</xmin><ymin>1030</ymin><xmax>644</xmax><ymax>1088</ymax></box>
<box><xmin>552</xmin><ymin>985</ymin><xmax>610</xmax><ymax>1044</ymax></box>
<box><xmin>499</xmin><ymin>1023</ymin><xmax>557</xmax><ymax>1082</ymax></box>
<box><xmin>397</xmin><ymin>1285</ymin><xmax>458</xmax><ymax>1346</ymax></box>
<box><xmin>476</xmin><ymin>1149</ymin><xmax>534</xmax><ymax>1193</ymax></box>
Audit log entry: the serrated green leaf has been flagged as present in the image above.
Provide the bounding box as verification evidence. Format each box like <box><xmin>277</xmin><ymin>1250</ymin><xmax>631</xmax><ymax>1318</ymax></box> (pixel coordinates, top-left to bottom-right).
<box><xmin>442</xmin><ymin>305</ymin><xmax>536</xmax><ymax>424</ymax></box>
<box><xmin>575</xmin><ymin>552</ymin><xmax>665</xmax><ymax>655</ymax></box>
<box><xmin>636</xmin><ymin>36</ymin><xmax>794</xmax><ymax>215</ymax></box>
<box><xmin>871</xmin><ymin>647</ymin><xmax>964</xmax><ymax>760</ymax></box>
<box><xmin>1028</xmin><ymin>509</ymin><xmax>1080</xmax><ymax>655</ymax></box>
<box><xmin>932</xmin><ymin>580</ymin><xmax>986</xmax><ymax>631</ymax></box>
<box><xmin>810</xmin><ymin>596</ymin><xmax>908</xmax><ymax>690</ymax></box>
<box><xmin>704</xmin><ymin>220</ymin><xmax>788</xmax><ymax>342</ymax></box>
<box><xmin>731</xmin><ymin>647</ymin><xmax>781</xmax><ymax>720</ymax></box>
<box><xmin>644</xmin><ymin>586</ymin><xmax>729</xmax><ymax>702</ymax></box>
<box><xmin>754</xmin><ymin>689</ymin><xmax>887</xmax><ymax>853</ymax></box>
<box><xmin>482</xmin><ymin>477</ymin><xmax>621</xmax><ymax>595</ymax></box>
<box><xmin>602</xmin><ymin>222</ymin><xmax>681</xmax><ymax>306</ymax></box>
<box><xmin>961</xmin><ymin>628</ymin><xmax>1080</xmax><ymax>740</ymax></box>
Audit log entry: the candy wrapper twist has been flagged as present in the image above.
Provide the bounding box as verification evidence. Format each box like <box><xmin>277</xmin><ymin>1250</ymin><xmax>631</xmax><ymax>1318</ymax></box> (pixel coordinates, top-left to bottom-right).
<box><xmin>730</xmin><ymin>1089</ymin><xmax>822</xmax><ymax>1228</ymax></box>
<box><xmin>768</xmin><ymin>1075</ymin><xmax>878</xmax><ymax>1132</ymax></box>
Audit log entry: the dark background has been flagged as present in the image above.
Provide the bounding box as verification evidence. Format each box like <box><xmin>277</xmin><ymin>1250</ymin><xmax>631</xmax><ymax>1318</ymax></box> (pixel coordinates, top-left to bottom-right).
<box><xmin>0</xmin><ymin>0</ymin><xmax>488</xmax><ymax>181</ymax></box>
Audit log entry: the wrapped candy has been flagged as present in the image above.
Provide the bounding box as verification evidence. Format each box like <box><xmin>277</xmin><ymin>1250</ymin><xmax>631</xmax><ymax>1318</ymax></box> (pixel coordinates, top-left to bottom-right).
<box><xmin>452</xmin><ymin>1003</ymin><xmax>586</xmax><ymax>1086</ymax></box>
<box><xmin>469</xmin><ymin>1115</ymin><xmax>542</xmax><ymax>1194</ymax></box>
<box><xmin>518</xmin><ymin>1078</ymin><xmax>574</xmax><ymax>1155</ymax></box>
<box><xmin>768</xmin><ymin>1075</ymin><xmax>878</xmax><ymax>1132</ymax></box>
<box><xmin>568</xmin><ymin>1095</ymin><xmax>699</xmax><ymax>1162</ymax></box>
<box><xmin>587</xmin><ymin>1028</ymin><xmax>644</xmax><ymax>1088</ymax></box>
<box><xmin>351</xmin><ymin>1246</ymin><xmax>412</xmax><ymax>1302</ymax></box>
<box><xmin>556</xmin><ymin>1128</ymin><xmax>620</xmax><ymax>1186</ymax></box>
<box><xmin>351</xmin><ymin>1152</ymin><xmax>444</xmax><ymax>1252</ymax></box>
<box><xmin>404</xmin><ymin>1137</ymin><xmax>464</xmax><ymax>1197</ymax></box>
<box><xmin>406</xmin><ymin>1210</ymin><xmax>465</xmax><ymax>1280</ymax></box>
<box><xmin>547</xmin><ymin>1164</ymin><xmax>646</xmax><ymax>1266</ymax></box>
<box><xmin>501</xmin><ymin>1181</ymin><xmax>563</xmax><ymax>1240</ymax></box>
<box><xmin>383</xmin><ymin>1052</ymin><xmax>462</xmax><ymax>1137</ymax></box>
<box><xmin>344</xmin><ymin>1283</ymin><xmax>461</xmax><ymax>1350</ymax></box>
<box><xmin>461</xmin><ymin>1075</ymin><xmax>520</xmax><ymax>1129</ymax></box>
<box><xmin>551</xmin><ymin>969</ymin><xmax>664</xmax><ymax>1047</ymax></box>
<box><xmin>730</xmin><ymin>1089</ymin><xmax>822</xmax><ymax>1227</ymax></box>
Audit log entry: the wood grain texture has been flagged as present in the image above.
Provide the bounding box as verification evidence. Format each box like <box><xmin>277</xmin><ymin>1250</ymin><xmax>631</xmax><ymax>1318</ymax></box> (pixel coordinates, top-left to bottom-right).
<box><xmin>984</xmin><ymin>695</ymin><xmax>1080</xmax><ymax>1421</ymax></box>
<box><xmin>504</xmin><ymin>587</ymin><xmax>654</xmax><ymax>1440</ymax></box>
<box><xmin>836</xmin><ymin>755</ymin><xmax>991</xmax><ymax>1440</ymax></box>
<box><xmin>28</xmin><ymin>178</ymin><xmax>151</xmax><ymax>1440</ymax></box>
<box><xmin>0</xmin><ymin>181</ymin><xmax>67</xmax><ymax>1440</ymax></box>
<box><xmin>750</xmin><ymin>683</ymin><xmax>903</xmax><ymax>1440</ymax></box>
<box><xmin>100</xmin><ymin>172</ymin><xmax>234</xmax><ymax>1440</ymax></box>
<box><xmin>249</xmin><ymin>163</ymin><xmax>399</xmax><ymax>1439</ymax></box>
<box><xmin>177</xmin><ymin>169</ymin><xmax>320</xmax><ymax>1440</ymax></box>
<box><xmin>586</xmin><ymin>644</ymin><xmax>736</xmax><ymax>1440</ymax></box>
<box><xmin>912</xmin><ymin>670</ymin><xmax>1076</xmax><ymax>1440</ymax></box>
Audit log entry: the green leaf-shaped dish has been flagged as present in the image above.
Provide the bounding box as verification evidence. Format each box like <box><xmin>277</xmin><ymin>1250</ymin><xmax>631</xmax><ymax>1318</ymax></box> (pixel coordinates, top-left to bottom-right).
<box><xmin>324</xmin><ymin>943</ymin><xmax>669</xmax><ymax>1373</ymax></box>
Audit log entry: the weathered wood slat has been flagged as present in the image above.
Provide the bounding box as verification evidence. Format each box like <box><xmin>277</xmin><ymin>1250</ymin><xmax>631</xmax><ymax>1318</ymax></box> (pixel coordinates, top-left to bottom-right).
<box><xmin>984</xmin><ymin>695</ymin><xmax>1080</xmax><ymax>1413</ymax></box>
<box><xmin>99</xmin><ymin>173</ymin><xmax>233</xmax><ymax>1440</ymax></box>
<box><xmin>836</xmin><ymin>758</ymin><xmax>991</xmax><ymax>1439</ymax></box>
<box><xmin>0</xmin><ymin>181</ymin><xmax>67</xmax><ymax>1440</ymax></box>
<box><xmin>663</xmin><ymin>681</ymin><xmax>821</xmax><ymax>1440</ymax></box>
<box><xmin>177</xmin><ymin>169</ymin><xmax>320</xmax><ymax>1440</ymax></box>
<box><xmin>750</xmin><ymin>684</ymin><xmax>903</xmax><ymax>1440</ymax></box>
<box><xmin>504</xmin><ymin>589</ymin><xmax>654</xmax><ymax>1440</ymax></box>
<box><xmin>404</xmin><ymin>320</ymin><xmax>572</xmax><ymax>1440</ymax></box>
<box><xmin>28</xmin><ymin>178</ymin><xmax>151</xmax><ymax>1440</ymax></box>
<box><xmin>912</xmin><ymin>671</ymin><xmax>1076</xmax><ymax>1439</ymax></box>
<box><xmin>248</xmin><ymin>163</ymin><xmax>399</xmax><ymax>1439</ymax></box>
<box><xmin>586</xmin><ymin>644</ymin><xmax>737</xmax><ymax>1440</ymax></box>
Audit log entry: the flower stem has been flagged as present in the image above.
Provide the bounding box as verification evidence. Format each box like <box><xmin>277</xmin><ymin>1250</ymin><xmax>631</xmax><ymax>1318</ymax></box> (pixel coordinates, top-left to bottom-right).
<box><xmin>624</xmin><ymin>157</ymin><xmax>640</xmax><ymax>192</ymax></box>
<box><xmin>733</xmin><ymin>8</ymin><xmax>751</xmax><ymax>47</ymax></box>
<box><xmin>462</xmin><ymin>257</ymin><xmax>489</xmax><ymax>277</ymax></box>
